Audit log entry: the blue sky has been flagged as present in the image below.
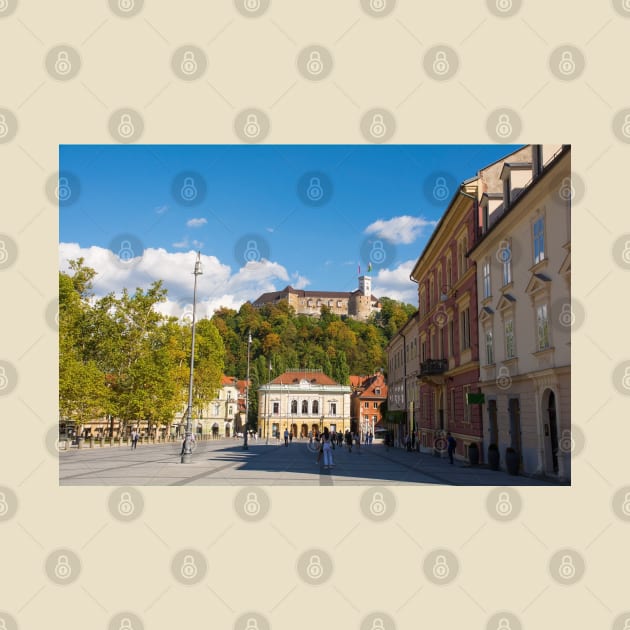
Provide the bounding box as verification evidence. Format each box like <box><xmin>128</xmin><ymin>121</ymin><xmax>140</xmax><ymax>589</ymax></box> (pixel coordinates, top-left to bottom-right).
<box><xmin>59</xmin><ymin>144</ymin><xmax>521</xmax><ymax>317</ymax></box>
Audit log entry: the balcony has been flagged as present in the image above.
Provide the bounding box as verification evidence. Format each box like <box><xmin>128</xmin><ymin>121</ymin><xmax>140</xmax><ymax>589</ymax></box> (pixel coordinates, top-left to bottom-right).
<box><xmin>420</xmin><ymin>359</ymin><xmax>447</xmax><ymax>376</ymax></box>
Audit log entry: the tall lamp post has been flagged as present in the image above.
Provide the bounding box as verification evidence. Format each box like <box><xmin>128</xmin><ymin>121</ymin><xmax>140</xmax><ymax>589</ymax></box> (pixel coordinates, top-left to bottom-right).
<box><xmin>243</xmin><ymin>330</ymin><xmax>252</xmax><ymax>450</ymax></box>
<box><xmin>181</xmin><ymin>252</ymin><xmax>202</xmax><ymax>464</ymax></box>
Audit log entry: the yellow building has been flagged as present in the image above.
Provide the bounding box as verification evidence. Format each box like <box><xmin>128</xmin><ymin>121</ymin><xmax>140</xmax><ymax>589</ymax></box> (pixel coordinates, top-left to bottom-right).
<box><xmin>257</xmin><ymin>370</ymin><xmax>351</xmax><ymax>439</ymax></box>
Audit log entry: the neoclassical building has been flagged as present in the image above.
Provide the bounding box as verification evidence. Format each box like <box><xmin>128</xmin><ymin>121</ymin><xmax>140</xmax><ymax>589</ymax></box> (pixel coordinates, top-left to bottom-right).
<box><xmin>257</xmin><ymin>370</ymin><xmax>351</xmax><ymax>439</ymax></box>
<box><xmin>468</xmin><ymin>144</ymin><xmax>570</xmax><ymax>479</ymax></box>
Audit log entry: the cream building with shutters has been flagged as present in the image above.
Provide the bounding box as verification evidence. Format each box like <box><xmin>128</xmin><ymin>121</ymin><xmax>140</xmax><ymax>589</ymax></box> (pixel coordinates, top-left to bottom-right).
<box><xmin>468</xmin><ymin>145</ymin><xmax>571</xmax><ymax>479</ymax></box>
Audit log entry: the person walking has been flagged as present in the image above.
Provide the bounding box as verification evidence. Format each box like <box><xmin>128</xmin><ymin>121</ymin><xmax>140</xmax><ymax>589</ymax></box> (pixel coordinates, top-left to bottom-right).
<box><xmin>284</xmin><ymin>428</ymin><xmax>289</xmax><ymax>447</ymax></box>
<box><xmin>289</xmin><ymin>430</ymin><xmax>293</xmax><ymax>444</ymax></box>
<box><xmin>131</xmin><ymin>429</ymin><xmax>139</xmax><ymax>450</ymax></box>
<box><xmin>180</xmin><ymin>432</ymin><xmax>196</xmax><ymax>456</ymax></box>
<box><xmin>321</xmin><ymin>427</ymin><xmax>334</xmax><ymax>469</ymax></box>
<box><xmin>447</xmin><ymin>432</ymin><xmax>457</xmax><ymax>465</ymax></box>
<box><xmin>345</xmin><ymin>429</ymin><xmax>352</xmax><ymax>453</ymax></box>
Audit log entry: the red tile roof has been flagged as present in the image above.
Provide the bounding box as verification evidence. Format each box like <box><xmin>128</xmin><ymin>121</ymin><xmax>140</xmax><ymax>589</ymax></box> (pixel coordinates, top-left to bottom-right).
<box><xmin>271</xmin><ymin>371</ymin><xmax>340</xmax><ymax>386</ymax></box>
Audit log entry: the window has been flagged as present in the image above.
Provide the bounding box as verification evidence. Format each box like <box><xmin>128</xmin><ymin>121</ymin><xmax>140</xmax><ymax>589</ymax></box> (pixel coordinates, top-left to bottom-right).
<box><xmin>482</xmin><ymin>259</ymin><xmax>491</xmax><ymax>298</ymax></box>
<box><xmin>337</xmin><ymin>300</ymin><xmax>342</xmax><ymax>307</ymax></box>
<box><xmin>419</xmin><ymin>287</ymin><xmax>426</xmax><ymax>317</ymax></box>
<box><xmin>302</xmin><ymin>400</ymin><xmax>308</xmax><ymax>414</ymax></box>
<box><xmin>505</xmin><ymin>319</ymin><xmax>515</xmax><ymax>359</ymax></box>
<box><xmin>450</xmin><ymin>389</ymin><xmax>455</xmax><ymax>422</ymax></box>
<box><xmin>312</xmin><ymin>400</ymin><xmax>319</xmax><ymax>415</ymax></box>
<box><xmin>329</xmin><ymin>402</ymin><xmax>337</xmax><ymax>416</ymax></box>
<box><xmin>421</xmin><ymin>340</ymin><xmax>427</xmax><ymax>362</ymax></box>
<box><xmin>501</xmin><ymin>240</ymin><xmax>512</xmax><ymax>285</ymax></box>
<box><xmin>291</xmin><ymin>400</ymin><xmax>298</xmax><ymax>414</ymax></box>
<box><xmin>228</xmin><ymin>406</ymin><xmax>233</xmax><ymax>415</ymax></box>
<box><xmin>364</xmin><ymin>401</ymin><xmax>369</xmax><ymax>408</ymax></box>
<box><xmin>375</xmin><ymin>388</ymin><xmax>381</xmax><ymax>395</ymax></box>
<box><xmin>533</xmin><ymin>217</ymin><xmax>545</xmax><ymax>264</ymax></box>
<box><xmin>446</xmin><ymin>257</ymin><xmax>452</xmax><ymax>289</ymax></box>
<box><xmin>273</xmin><ymin>402</ymin><xmax>279</xmax><ymax>415</ymax></box>
<box><xmin>372</xmin><ymin>415</ymin><xmax>377</xmax><ymax>423</ymax></box>
<box><xmin>485</xmin><ymin>329</ymin><xmax>494</xmax><ymax>365</ymax></box>
<box><xmin>374</xmin><ymin>402</ymin><xmax>379</xmax><ymax>409</ymax></box>
<box><xmin>463</xmin><ymin>385</ymin><xmax>471</xmax><ymax>422</ymax></box>
<box><xmin>536</xmin><ymin>304</ymin><xmax>550</xmax><ymax>350</ymax></box>
<box><xmin>213</xmin><ymin>403</ymin><xmax>220</xmax><ymax>416</ymax></box>
<box><xmin>227</xmin><ymin>391</ymin><xmax>232</xmax><ymax>400</ymax></box>
<box><xmin>460</xmin><ymin>308</ymin><xmax>470</xmax><ymax>350</ymax></box>
<box><xmin>449</xmin><ymin>320</ymin><xmax>454</xmax><ymax>357</ymax></box>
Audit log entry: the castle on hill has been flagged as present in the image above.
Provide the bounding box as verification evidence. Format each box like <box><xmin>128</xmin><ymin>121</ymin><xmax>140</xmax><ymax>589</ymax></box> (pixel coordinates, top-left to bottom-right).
<box><xmin>251</xmin><ymin>276</ymin><xmax>381</xmax><ymax>322</ymax></box>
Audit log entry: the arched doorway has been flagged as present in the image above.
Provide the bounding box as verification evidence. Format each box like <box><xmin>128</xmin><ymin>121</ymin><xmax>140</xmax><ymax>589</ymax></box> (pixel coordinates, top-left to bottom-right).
<box><xmin>542</xmin><ymin>388</ymin><xmax>559</xmax><ymax>474</ymax></box>
<box><xmin>508</xmin><ymin>397</ymin><xmax>521</xmax><ymax>467</ymax></box>
<box><xmin>225</xmin><ymin>422</ymin><xmax>231</xmax><ymax>438</ymax></box>
<box><xmin>212</xmin><ymin>423</ymin><xmax>219</xmax><ymax>439</ymax></box>
<box><xmin>301</xmin><ymin>423</ymin><xmax>308</xmax><ymax>438</ymax></box>
<box><xmin>311</xmin><ymin>423</ymin><xmax>319</xmax><ymax>437</ymax></box>
<box><xmin>291</xmin><ymin>423</ymin><xmax>298</xmax><ymax>437</ymax></box>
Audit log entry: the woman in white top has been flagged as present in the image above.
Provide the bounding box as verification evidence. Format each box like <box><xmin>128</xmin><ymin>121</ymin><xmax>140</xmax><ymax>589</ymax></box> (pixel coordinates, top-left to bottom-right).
<box><xmin>322</xmin><ymin>428</ymin><xmax>334</xmax><ymax>469</ymax></box>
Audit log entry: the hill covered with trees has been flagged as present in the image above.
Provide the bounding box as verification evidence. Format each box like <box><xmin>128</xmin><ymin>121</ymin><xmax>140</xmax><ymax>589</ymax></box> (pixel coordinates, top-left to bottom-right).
<box><xmin>59</xmin><ymin>259</ymin><xmax>416</xmax><ymax>431</ymax></box>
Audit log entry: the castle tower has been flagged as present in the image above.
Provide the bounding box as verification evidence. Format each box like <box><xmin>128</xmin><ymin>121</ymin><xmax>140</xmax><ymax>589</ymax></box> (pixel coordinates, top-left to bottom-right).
<box><xmin>358</xmin><ymin>275</ymin><xmax>371</xmax><ymax>297</ymax></box>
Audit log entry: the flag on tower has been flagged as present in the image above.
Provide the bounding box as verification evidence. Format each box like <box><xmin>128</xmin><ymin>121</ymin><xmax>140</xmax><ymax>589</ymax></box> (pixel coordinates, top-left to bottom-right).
<box><xmin>358</xmin><ymin>263</ymin><xmax>361</xmax><ymax>276</ymax></box>
<box><xmin>367</xmin><ymin>262</ymin><xmax>372</xmax><ymax>273</ymax></box>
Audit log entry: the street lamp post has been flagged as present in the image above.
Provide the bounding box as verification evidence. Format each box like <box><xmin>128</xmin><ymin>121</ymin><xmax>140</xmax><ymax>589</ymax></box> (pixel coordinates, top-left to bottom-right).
<box><xmin>265</xmin><ymin>359</ymin><xmax>271</xmax><ymax>444</ymax></box>
<box><xmin>181</xmin><ymin>252</ymin><xmax>202</xmax><ymax>464</ymax></box>
<box><xmin>243</xmin><ymin>331</ymin><xmax>252</xmax><ymax>450</ymax></box>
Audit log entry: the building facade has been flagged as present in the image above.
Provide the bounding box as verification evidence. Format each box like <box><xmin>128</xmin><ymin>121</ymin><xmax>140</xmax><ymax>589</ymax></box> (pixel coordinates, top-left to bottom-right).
<box><xmin>174</xmin><ymin>375</ymin><xmax>240</xmax><ymax>438</ymax></box>
<box><xmin>350</xmin><ymin>372</ymin><xmax>388</xmax><ymax>437</ymax></box>
<box><xmin>468</xmin><ymin>144</ymin><xmax>570</xmax><ymax>479</ymax></box>
<box><xmin>257</xmin><ymin>370</ymin><xmax>351</xmax><ymax>439</ymax></box>
<box><xmin>384</xmin><ymin>312</ymin><xmax>419</xmax><ymax>445</ymax></box>
<box><xmin>252</xmin><ymin>276</ymin><xmax>381</xmax><ymax>321</ymax></box>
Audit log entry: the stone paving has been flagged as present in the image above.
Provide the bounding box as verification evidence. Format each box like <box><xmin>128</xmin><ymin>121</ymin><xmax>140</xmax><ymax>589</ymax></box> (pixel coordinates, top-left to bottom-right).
<box><xmin>59</xmin><ymin>437</ymin><xmax>566</xmax><ymax>486</ymax></box>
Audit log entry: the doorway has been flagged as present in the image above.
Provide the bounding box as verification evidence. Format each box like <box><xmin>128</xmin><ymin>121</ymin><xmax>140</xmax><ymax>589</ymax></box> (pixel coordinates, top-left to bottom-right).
<box><xmin>488</xmin><ymin>399</ymin><xmax>498</xmax><ymax>446</ymax></box>
<box><xmin>508</xmin><ymin>398</ymin><xmax>521</xmax><ymax>454</ymax></box>
<box><xmin>543</xmin><ymin>389</ymin><xmax>559</xmax><ymax>474</ymax></box>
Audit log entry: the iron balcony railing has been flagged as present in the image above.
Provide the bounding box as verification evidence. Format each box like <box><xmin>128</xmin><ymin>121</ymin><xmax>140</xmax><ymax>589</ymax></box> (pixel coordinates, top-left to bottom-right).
<box><xmin>420</xmin><ymin>359</ymin><xmax>448</xmax><ymax>376</ymax></box>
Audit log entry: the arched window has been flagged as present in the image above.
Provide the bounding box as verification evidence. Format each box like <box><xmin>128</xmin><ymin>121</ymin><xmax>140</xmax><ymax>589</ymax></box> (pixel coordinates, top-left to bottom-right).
<box><xmin>291</xmin><ymin>400</ymin><xmax>297</xmax><ymax>414</ymax></box>
<box><xmin>301</xmin><ymin>400</ymin><xmax>308</xmax><ymax>414</ymax></box>
<box><xmin>312</xmin><ymin>400</ymin><xmax>319</xmax><ymax>415</ymax></box>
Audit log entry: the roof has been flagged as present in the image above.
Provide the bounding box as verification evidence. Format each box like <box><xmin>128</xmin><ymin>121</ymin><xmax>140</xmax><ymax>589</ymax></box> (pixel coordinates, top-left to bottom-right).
<box><xmin>221</xmin><ymin>375</ymin><xmax>238</xmax><ymax>387</ymax></box>
<box><xmin>271</xmin><ymin>371</ymin><xmax>339</xmax><ymax>386</ymax></box>
<box><xmin>252</xmin><ymin>285</ymin><xmax>381</xmax><ymax>305</ymax></box>
<box><xmin>350</xmin><ymin>372</ymin><xmax>388</xmax><ymax>398</ymax></box>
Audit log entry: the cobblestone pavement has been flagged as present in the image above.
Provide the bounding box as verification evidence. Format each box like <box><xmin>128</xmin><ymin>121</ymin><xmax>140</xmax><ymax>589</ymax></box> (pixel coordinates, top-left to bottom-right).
<box><xmin>59</xmin><ymin>438</ymin><xmax>565</xmax><ymax>486</ymax></box>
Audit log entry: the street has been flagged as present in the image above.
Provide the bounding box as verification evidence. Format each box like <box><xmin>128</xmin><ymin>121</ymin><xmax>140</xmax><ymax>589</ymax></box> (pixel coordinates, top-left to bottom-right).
<box><xmin>59</xmin><ymin>438</ymin><xmax>563</xmax><ymax>486</ymax></box>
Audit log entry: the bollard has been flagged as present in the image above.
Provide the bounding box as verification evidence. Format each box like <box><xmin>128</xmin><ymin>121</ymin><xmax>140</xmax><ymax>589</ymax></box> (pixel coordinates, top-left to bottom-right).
<box><xmin>89</xmin><ymin>437</ymin><xmax>94</xmax><ymax>448</ymax></box>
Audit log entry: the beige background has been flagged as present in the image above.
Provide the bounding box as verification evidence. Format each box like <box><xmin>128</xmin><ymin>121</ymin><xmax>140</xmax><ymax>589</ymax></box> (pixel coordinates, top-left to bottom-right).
<box><xmin>0</xmin><ymin>0</ymin><xmax>628</xmax><ymax>629</ymax></box>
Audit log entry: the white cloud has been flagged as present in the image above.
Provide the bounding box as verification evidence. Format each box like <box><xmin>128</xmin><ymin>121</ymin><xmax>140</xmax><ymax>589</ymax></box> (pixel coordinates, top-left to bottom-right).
<box><xmin>371</xmin><ymin>259</ymin><xmax>418</xmax><ymax>305</ymax></box>
<box><xmin>59</xmin><ymin>243</ymin><xmax>293</xmax><ymax>318</ymax></box>
<box><xmin>186</xmin><ymin>218</ymin><xmax>207</xmax><ymax>228</ymax></box>
<box><xmin>364</xmin><ymin>215</ymin><xmax>437</xmax><ymax>245</ymax></box>
<box><xmin>172</xmin><ymin>238</ymin><xmax>189</xmax><ymax>249</ymax></box>
<box><xmin>291</xmin><ymin>272</ymin><xmax>310</xmax><ymax>290</ymax></box>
